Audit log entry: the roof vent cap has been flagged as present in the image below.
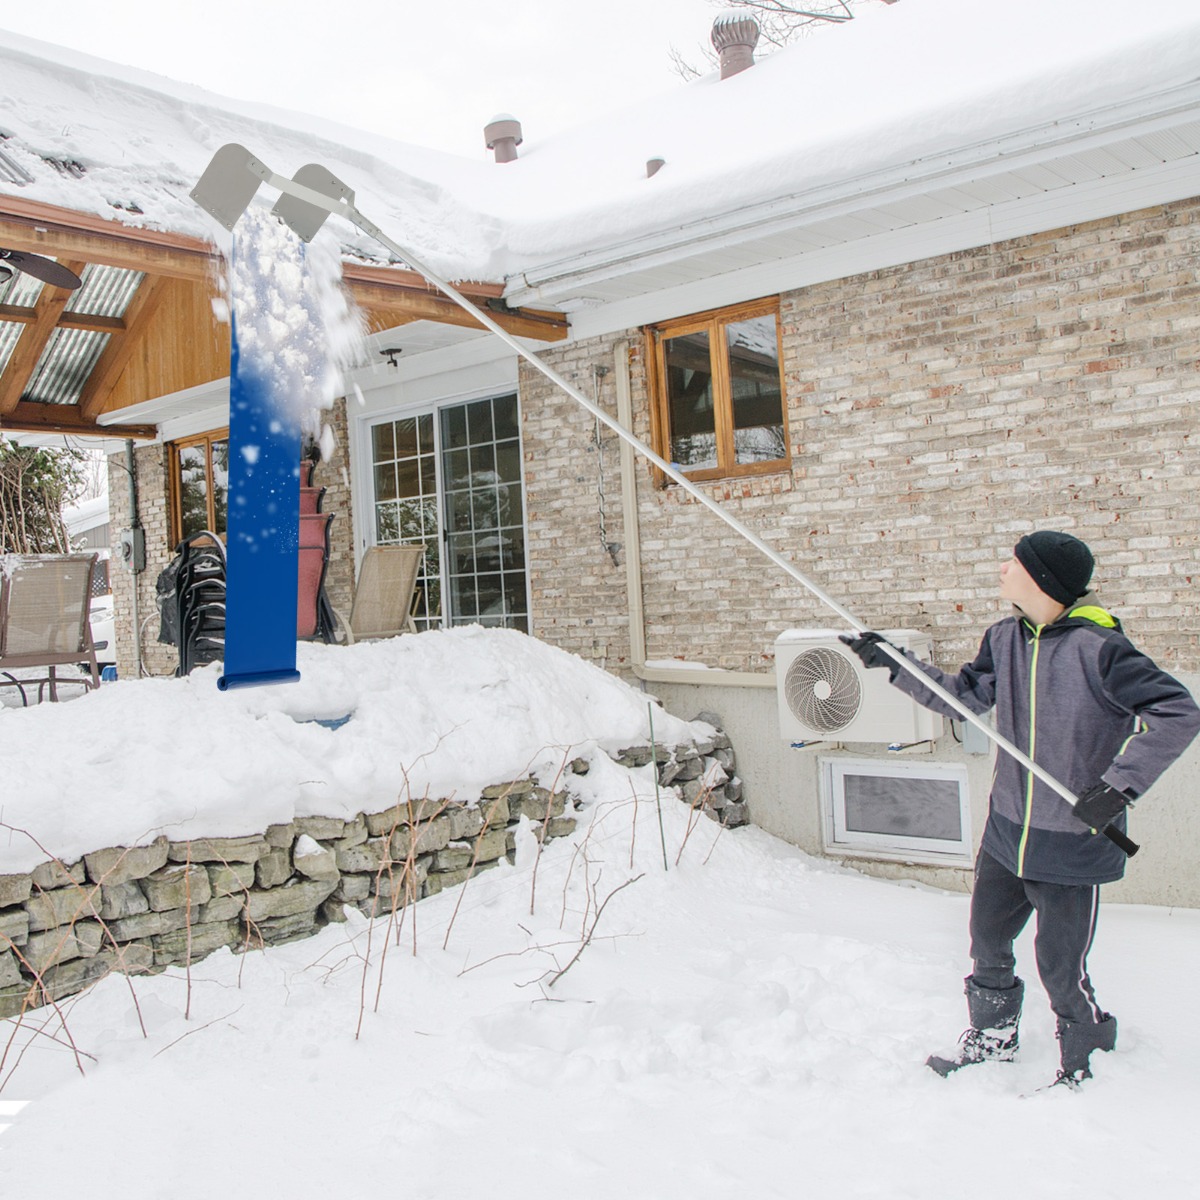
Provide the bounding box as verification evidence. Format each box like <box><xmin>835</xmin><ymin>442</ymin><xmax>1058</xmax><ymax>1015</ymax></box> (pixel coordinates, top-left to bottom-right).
<box><xmin>711</xmin><ymin>11</ymin><xmax>760</xmax><ymax>79</ymax></box>
<box><xmin>484</xmin><ymin>114</ymin><xmax>523</xmax><ymax>163</ymax></box>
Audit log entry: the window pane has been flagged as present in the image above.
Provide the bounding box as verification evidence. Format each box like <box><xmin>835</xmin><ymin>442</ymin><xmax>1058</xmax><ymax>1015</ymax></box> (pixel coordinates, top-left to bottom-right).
<box><xmin>376</xmin><ymin>503</ymin><xmax>399</xmax><ymax>543</ymax></box>
<box><xmin>178</xmin><ymin>445</ymin><xmax>209</xmax><ymax>540</ymax></box>
<box><xmin>493</xmin><ymin>394</ymin><xmax>520</xmax><ymax>440</ymax></box>
<box><xmin>469</xmin><ymin>443</ymin><xmax>497</xmax><ymax>482</ymax></box>
<box><xmin>396</xmin><ymin>458</ymin><xmax>420</xmax><ymax>498</ymax></box>
<box><xmin>443</xmin><ymin>404</ymin><xmax>468</xmax><ymax>449</ymax></box>
<box><xmin>495</xmin><ymin>442</ymin><xmax>521</xmax><ymax>484</ymax></box>
<box><xmin>447</xmin><ymin>489</ymin><xmax>473</xmax><ymax>532</ymax></box>
<box><xmin>443</xmin><ymin>448</ymin><xmax>469</xmax><ymax>487</ymax></box>
<box><xmin>374</xmin><ymin>462</ymin><xmax>398</xmax><ymax>503</ymax></box>
<box><xmin>211</xmin><ymin>439</ymin><xmax>229</xmax><ymax>536</ymax></box>
<box><xmin>467</xmin><ymin>399</ymin><xmax>494</xmax><ymax>446</ymax></box>
<box><xmin>372</xmin><ymin>423</ymin><xmax>395</xmax><ymax>462</ymax></box>
<box><xmin>664</xmin><ymin>330</ymin><xmax>716</xmax><ymax>470</ymax></box>
<box><xmin>475</xmin><ymin>573</ymin><xmax>504</xmax><ymax>624</ymax></box>
<box><xmin>726</xmin><ymin>315</ymin><xmax>786</xmax><ymax>465</ymax></box>
<box><xmin>393</xmin><ymin>417</ymin><xmax>419</xmax><ymax>458</ymax></box>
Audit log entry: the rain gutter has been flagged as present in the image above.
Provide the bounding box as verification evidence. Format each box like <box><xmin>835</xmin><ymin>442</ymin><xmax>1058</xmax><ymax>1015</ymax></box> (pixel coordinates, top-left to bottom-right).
<box><xmin>613</xmin><ymin>340</ymin><xmax>772</xmax><ymax>691</ymax></box>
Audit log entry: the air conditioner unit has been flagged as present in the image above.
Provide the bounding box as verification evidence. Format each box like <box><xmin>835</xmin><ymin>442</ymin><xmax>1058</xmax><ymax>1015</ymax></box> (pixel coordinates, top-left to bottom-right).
<box><xmin>774</xmin><ymin>629</ymin><xmax>944</xmax><ymax>745</ymax></box>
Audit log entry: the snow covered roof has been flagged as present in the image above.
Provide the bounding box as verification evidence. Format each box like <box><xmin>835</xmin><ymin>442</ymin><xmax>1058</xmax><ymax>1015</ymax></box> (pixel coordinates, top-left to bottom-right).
<box><xmin>3</xmin><ymin>0</ymin><xmax>1200</xmax><ymax>317</ymax></box>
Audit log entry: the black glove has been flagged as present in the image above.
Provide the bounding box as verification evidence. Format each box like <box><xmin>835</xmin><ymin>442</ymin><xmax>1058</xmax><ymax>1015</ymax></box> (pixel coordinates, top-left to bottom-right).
<box><xmin>839</xmin><ymin>631</ymin><xmax>897</xmax><ymax>672</ymax></box>
<box><xmin>1073</xmin><ymin>781</ymin><xmax>1132</xmax><ymax>831</ymax></box>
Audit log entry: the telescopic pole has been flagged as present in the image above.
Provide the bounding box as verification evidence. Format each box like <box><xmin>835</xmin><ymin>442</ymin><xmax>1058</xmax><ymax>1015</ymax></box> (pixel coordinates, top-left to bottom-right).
<box><xmin>192</xmin><ymin>154</ymin><xmax>1138</xmax><ymax>857</ymax></box>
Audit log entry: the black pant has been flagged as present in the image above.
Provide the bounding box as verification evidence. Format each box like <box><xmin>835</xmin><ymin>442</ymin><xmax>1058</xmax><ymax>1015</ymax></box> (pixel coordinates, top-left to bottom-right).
<box><xmin>969</xmin><ymin>848</ymin><xmax>1106</xmax><ymax>1025</ymax></box>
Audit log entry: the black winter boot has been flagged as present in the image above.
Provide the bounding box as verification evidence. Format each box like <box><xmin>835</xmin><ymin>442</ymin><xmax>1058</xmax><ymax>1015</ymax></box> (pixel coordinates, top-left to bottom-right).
<box><xmin>927</xmin><ymin>976</ymin><xmax>1024</xmax><ymax>1077</ymax></box>
<box><xmin>1050</xmin><ymin>1014</ymin><xmax>1117</xmax><ymax>1089</ymax></box>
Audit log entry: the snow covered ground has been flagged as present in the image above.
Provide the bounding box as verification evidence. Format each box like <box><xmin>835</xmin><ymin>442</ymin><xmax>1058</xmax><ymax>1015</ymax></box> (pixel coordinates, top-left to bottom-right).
<box><xmin>1</xmin><ymin>633</ymin><xmax>1198</xmax><ymax>1197</ymax></box>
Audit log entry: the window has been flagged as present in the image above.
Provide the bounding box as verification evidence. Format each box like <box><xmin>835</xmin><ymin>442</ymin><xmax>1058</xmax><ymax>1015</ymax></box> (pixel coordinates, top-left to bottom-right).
<box><xmin>368</xmin><ymin>393</ymin><xmax>529</xmax><ymax>633</ymax></box>
<box><xmin>820</xmin><ymin>757</ymin><xmax>972</xmax><ymax>865</ymax></box>
<box><xmin>169</xmin><ymin>429</ymin><xmax>229</xmax><ymax>544</ymax></box>
<box><xmin>648</xmin><ymin>299</ymin><xmax>788</xmax><ymax>482</ymax></box>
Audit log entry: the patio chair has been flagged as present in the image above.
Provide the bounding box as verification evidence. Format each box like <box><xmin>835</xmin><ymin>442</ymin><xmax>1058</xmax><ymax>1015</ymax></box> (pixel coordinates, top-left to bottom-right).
<box><xmin>0</xmin><ymin>552</ymin><xmax>100</xmax><ymax>704</ymax></box>
<box><xmin>335</xmin><ymin>545</ymin><xmax>425</xmax><ymax>643</ymax></box>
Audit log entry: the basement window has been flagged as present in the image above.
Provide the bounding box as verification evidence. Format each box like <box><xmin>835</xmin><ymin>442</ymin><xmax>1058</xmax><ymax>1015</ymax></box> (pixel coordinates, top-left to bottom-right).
<box><xmin>820</xmin><ymin>757</ymin><xmax>972</xmax><ymax>866</ymax></box>
<box><xmin>647</xmin><ymin>298</ymin><xmax>788</xmax><ymax>483</ymax></box>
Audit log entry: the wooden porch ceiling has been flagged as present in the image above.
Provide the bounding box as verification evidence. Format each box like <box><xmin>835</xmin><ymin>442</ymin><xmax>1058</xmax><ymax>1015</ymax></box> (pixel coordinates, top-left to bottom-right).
<box><xmin>0</xmin><ymin>196</ymin><xmax>567</xmax><ymax>441</ymax></box>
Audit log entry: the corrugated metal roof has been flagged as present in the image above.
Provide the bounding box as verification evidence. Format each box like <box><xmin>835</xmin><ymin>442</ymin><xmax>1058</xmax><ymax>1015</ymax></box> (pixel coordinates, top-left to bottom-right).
<box><xmin>24</xmin><ymin>327</ymin><xmax>112</xmax><ymax>405</ymax></box>
<box><xmin>0</xmin><ymin>321</ymin><xmax>21</xmax><ymax>377</ymax></box>
<box><xmin>64</xmin><ymin>264</ymin><xmax>144</xmax><ymax>318</ymax></box>
<box><xmin>0</xmin><ymin>268</ymin><xmax>45</xmax><ymax>307</ymax></box>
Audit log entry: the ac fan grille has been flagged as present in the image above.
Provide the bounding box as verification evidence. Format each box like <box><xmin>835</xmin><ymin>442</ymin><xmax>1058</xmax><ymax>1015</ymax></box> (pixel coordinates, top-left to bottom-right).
<box><xmin>784</xmin><ymin>645</ymin><xmax>863</xmax><ymax>734</ymax></box>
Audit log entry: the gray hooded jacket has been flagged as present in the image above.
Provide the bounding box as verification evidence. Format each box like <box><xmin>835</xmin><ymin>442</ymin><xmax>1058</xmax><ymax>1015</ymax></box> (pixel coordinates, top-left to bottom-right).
<box><xmin>888</xmin><ymin>599</ymin><xmax>1200</xmax><ymax>884</ymax></box>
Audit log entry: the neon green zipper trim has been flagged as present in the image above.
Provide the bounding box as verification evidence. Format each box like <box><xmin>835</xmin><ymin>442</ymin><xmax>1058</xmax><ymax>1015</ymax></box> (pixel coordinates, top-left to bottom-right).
<box><xmin>1016</xmin><ymin>624</ymin><xmax>1043</xmax><ymax>877</ymax></box>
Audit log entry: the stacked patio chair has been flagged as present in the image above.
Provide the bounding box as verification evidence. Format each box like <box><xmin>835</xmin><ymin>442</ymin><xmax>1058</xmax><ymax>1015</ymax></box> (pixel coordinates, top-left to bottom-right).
<box><xmin>298</xmin><ymin>456</ymin><xmax>337</xmax><ymax>643</ymax></box>
<box><xmin>158</xmin><ymin>532</ymin><xmax>227</xmax><ymax>676</ymax></box>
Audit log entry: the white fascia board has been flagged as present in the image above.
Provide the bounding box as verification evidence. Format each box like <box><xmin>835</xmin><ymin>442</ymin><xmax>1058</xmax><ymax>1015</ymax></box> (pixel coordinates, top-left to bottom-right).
<box><xmin>563</xmin><ymin>153</ymin><xmax>1200</xmax><ymax>342</ymax></box>
<box><xmin>504</xmin><ymin>83</ymin><xmax>1200</xmax><ymax>309</ymax></box>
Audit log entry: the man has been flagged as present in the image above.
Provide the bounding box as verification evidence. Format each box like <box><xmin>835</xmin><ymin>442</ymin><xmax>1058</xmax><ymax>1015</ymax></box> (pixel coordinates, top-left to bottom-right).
<box><xmin>843</xmin><ymin>531</ymin><xmax>1200</xmax><ymax>1088</ymax></box>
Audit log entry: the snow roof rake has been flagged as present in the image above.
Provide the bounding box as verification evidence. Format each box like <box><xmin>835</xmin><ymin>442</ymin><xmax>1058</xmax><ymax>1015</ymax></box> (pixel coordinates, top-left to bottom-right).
<box><xmin>190</xmin><ymin>144</ymin><xmax>1137</xmax><ymax>856</ymax></box>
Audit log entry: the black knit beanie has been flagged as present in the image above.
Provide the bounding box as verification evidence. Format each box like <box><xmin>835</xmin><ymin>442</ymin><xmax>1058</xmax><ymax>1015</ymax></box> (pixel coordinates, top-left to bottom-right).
<box><xmin>1014</xmin><ymin>531</ymin><xmax>1094</xmax><ymax>606</ymax></box>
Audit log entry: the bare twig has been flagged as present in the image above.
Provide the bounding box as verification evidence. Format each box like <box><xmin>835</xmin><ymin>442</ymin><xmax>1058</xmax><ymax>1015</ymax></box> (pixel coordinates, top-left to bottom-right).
<box><xmin>547</xmin><ymin>874</ymin><xmax>644</xmax><ymax>988</ymax></box>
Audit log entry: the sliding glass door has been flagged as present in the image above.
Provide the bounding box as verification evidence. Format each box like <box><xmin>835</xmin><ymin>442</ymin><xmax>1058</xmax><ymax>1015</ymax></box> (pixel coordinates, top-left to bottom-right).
<box><xmin>369</xmin><ymin>392</ymin><xmax>528</xmax><ymax>632</ymax></box>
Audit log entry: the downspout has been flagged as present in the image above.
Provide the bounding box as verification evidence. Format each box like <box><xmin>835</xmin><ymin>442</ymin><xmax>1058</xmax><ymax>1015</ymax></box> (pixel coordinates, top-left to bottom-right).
<box><xmin>613</xmin><ymin>341</ymin><xmax>772</xmax><ymax>690</ymax></box>
<box><xmin>125</xmin><ymin>439</ymin><xmax>143</xmax><ymax>680</ymax></box>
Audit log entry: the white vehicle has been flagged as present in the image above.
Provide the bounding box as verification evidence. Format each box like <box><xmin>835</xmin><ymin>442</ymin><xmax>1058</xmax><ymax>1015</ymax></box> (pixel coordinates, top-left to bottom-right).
<box><xmin>88</xmin><ymin>591</ymin><xmax>117</xmax><ymax>667</ymax></box>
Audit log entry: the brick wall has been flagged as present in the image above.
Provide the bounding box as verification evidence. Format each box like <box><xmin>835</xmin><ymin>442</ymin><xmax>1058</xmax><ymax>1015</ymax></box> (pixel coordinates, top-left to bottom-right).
<box><xmin>108</xmin><ymin>442</ymin><xmax>176</xmax><ymax>680</ymax></box>
<box><xmin>521</xmin><ymin>199</ymin><xmax>1200</xmax><ymax>677</ymax></box>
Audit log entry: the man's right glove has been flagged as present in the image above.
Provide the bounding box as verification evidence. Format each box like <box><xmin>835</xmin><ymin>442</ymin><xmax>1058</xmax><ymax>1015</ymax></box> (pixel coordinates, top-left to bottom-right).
<box><xmin>1073</xmin><ymin>781</ymin><xmax>1133</xmax><ymax>832</ymax></box>
<box><xmin>839</xmin><ymin>631</ymin><xmax>897</xmax><ymax>672</ymax></box>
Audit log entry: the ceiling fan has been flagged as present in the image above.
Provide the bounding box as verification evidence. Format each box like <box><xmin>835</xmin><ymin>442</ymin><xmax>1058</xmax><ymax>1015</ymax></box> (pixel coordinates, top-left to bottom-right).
<box><xmin>0</xmin><ymin>248</ymin><xmax>83</xmax><ymax>290</ymax></box>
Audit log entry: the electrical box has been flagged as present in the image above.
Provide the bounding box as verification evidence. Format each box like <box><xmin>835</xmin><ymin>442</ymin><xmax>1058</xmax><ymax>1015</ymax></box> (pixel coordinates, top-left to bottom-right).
<box><xmin>118</xmin><ymin>527</ymin><xmax>145</xmax><ymax>573</ymax></box>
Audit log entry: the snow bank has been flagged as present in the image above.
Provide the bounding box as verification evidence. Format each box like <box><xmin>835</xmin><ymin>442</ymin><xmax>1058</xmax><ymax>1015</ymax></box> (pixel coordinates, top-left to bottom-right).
<box><xmin>0</xmin><ymin>628</ymin><xmax>699</xmax><ymax>875</ymax></box>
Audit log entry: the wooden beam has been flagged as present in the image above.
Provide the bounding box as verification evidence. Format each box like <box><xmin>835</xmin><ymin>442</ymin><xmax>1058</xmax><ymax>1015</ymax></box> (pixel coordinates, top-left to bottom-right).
<box><xmin>0</xmin><ymin>400</ymin><xmax>156</xmax><ymax>440</ymax></box>
<box><xmin>79</xmin><ymin>275</ymin><xmax>170</xmax><ymax>418</ymax></box>
<box><xmin>0</xmin><ymin>261</ymin><xmax>87</xmax><ymax>415</ymax></box>
<box><xmin>0</xmin><ymin>303</ymin><xmax>126</xmax><ymax>333</ymax></box>
<box><xmin>0</xmin><ymin>196</ymin><xmax>216</xmax><ymax>281</ymax></box>
<box><xmin>343</xmin><ymin>261</ymin><xmax>567</xmax><ymax>340</ymax></box>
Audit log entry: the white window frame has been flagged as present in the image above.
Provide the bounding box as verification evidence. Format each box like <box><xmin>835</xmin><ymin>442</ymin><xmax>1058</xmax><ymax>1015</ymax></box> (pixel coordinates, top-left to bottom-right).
<box><xmin>348</xmin><ymin>351</ymin><xmax>532</xmax><ymax>634</ymax></box>
<box><xmin>819</xmin><ymin>756</ymin><xmax>972</xmax><ymax>867</ymax></box>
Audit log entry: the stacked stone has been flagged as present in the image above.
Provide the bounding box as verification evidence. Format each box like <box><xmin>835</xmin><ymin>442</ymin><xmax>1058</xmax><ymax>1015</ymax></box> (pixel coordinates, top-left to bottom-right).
<box><xmin>0</xmin><ymin>732</ymin><xmax>742</xmax><ymax>1019</ymax></box>
<box><xmin>0</xmin><ymin>777</ymin><xmax>577</xmax><ymax>1021</ymax></box>
<box><xmin>616</xmin><ymin>721</ymin><xmax>747</xmax><ymax>827</ymax></box>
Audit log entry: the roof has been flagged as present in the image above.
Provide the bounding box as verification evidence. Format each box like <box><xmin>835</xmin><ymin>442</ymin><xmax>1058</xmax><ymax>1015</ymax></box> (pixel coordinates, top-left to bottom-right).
<box><xmin>3</xmin><ymin>0</ymin><xmax>1199</xmax><ymax>386</ymax></box>
<box><xmin>5</xmin><ymin>1</ymin><xmax>1200</xmax><ymax>284</ymax></box>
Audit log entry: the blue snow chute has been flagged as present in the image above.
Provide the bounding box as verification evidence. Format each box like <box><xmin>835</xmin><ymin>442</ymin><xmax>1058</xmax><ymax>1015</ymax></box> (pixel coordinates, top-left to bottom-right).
<box><xmin>191</xmin><ymin>147</ymin><xmax>353</xmax><ymax>692</ymax></box>
<box><xmin>216</xmin><ymin>312</ymin><xmax>302</xmax><ymax>692</ymax></box>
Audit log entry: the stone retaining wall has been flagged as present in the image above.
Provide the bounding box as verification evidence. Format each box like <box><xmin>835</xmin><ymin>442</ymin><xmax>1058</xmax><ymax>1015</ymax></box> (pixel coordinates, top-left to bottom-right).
<box><xmin>0</xmin><ymin>731</ymin><xmax>742</xmax><ymax>1018</ymax></box>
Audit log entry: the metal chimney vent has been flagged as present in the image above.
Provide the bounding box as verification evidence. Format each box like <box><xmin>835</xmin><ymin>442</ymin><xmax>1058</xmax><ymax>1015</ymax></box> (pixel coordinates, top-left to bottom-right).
<box><xmin>711</xmin><ymin>11</ymin><xmax>760</xmax><ymax>79</ymax></box>
<box><xmin>484</xmin><ymin>114</ymin><xmax>523</xmax><ymax>163</ymax></box>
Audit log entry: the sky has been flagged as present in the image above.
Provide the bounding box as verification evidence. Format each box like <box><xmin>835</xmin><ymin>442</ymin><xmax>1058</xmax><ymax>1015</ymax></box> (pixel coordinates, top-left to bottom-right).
<box><xmin>0</xmin><ymin>0</ymin><xmax>730</xmax><ymax>158</ymax></box>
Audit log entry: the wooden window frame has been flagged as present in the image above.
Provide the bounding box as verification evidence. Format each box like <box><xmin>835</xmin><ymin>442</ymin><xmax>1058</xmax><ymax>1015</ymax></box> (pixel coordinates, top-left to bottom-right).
<box><xmin>646</xmin><ymin>297</ymin><xmax>789</xmax><ymax>485</ymax></box>
<box><xmin>168</xmin><ymin>427</ymin><xmax>229</xmax><ymax>546</ymax></box>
